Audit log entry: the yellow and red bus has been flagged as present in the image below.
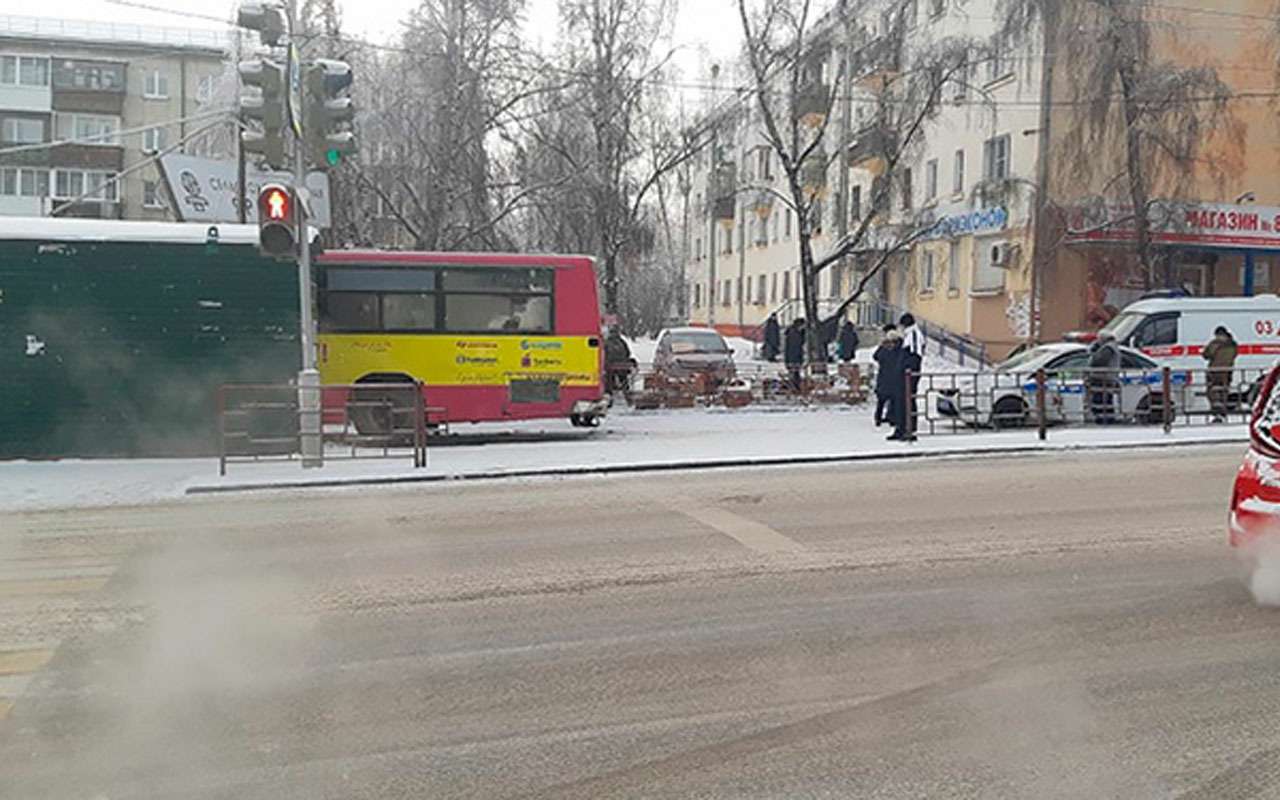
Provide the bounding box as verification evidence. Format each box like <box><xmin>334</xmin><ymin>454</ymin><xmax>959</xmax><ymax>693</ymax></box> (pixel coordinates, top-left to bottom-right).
<box><xmin>315</xmin><ymin>251</ymin><xmax>607</xmax><ymax>430</ymax></box>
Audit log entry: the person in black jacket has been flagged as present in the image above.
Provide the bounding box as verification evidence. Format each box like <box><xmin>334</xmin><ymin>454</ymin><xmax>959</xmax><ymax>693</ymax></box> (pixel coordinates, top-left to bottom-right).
<box><xmin>873</xmin><ymin>325</ymin><xmax>901</xmax><ymax>427</ymax></box>
<box><xmin>1087</xmin><ymin>332</ymin><xmax>1121</xmax><ymax>423</ymax></box>
<box><xmin>762</xmin><ymin>314</ymin><xmax>781</xmax><ymax>362</ymax></box>
<box><xmin>838</xmin><ymin>320</ymin><xmax>860</xmax><ymax>363</ymax></box>
<box><xmin>784</xmin><ymin>318</ymin><xmax>806</xmax><ymax>392</ymax></box>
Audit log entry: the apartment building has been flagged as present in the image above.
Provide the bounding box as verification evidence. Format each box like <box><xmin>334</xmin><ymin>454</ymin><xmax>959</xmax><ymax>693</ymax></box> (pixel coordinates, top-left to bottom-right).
<box><xmin>0</xmin><ymin>14</ymin><xmax>230</xmax><ymax>221</ymax></box>
<box><xmin>685</xmin><ymin>0</ymin><xmax>1280</xmax><ymax>360</ymax></box>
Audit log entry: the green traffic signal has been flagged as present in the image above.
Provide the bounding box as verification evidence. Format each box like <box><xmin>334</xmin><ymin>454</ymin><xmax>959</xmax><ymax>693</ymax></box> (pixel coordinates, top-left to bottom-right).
<box><xmin>326</xmin><ymin>148</ymin><xmax>341</xmax><ymax>166</ymax></box>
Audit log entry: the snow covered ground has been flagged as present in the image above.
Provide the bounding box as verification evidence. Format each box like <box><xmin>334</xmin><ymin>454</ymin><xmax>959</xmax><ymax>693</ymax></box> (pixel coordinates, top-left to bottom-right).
<box><xmin>1</xmin><ymin>403</ymin><xmax>1247</xmax><ymax>513</ymax></box>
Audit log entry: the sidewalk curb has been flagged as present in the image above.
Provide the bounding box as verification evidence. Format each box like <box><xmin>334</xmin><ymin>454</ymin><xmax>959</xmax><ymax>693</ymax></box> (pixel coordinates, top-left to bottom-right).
<box><xmin>185</xmin><ymin>435</ymin><xmax>1247</xmax><ymax>496</ymax></box>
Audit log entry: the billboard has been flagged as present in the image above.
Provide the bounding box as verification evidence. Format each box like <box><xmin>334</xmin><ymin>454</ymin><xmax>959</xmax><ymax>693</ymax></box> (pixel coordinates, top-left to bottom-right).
<box><xmin>157</xmin><ymin>153</ymin><xmax>331</xmax><ymax>228</ymax></box>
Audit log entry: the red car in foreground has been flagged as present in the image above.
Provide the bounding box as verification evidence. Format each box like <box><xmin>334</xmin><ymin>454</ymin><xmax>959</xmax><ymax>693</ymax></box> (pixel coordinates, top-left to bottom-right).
<box><xmin>1230</xmin><ymin>365</ymin><xmax>1280</xmax><ymax>549</ymax></box>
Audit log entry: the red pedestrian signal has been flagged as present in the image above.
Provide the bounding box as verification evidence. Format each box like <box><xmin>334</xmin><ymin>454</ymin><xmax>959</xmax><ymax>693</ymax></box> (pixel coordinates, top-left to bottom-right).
<box><xmin>257</xmin><ymin>182</ymin><xmax>296</xmax><ymax>258</ymax></box>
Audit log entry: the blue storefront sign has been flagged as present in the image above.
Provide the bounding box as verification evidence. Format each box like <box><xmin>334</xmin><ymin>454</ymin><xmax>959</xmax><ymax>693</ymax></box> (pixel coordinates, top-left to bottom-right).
<box><xmin>923</xmin><ymin>206</ymin><xmax>1008</xmax><ymax>240</ymax></box>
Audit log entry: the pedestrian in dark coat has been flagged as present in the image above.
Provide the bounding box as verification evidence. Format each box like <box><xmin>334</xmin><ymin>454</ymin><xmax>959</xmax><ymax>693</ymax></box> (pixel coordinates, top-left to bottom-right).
<box><xmin>762</xmin><ymin>314</ymin><xmax>781</xmax><ymax>362</ymax></box>
<box><xmin>873</xmin><ymin>326</ymin><xmax>901</xmax><ymax>427</ymax></box>
<box><xmin>784</xmin><ymin>318</ymin><xmax>806</xmax><ymax>392</ymax></box>
<box><xmin>1087</xmin><ymin>332</ymin><xmax>1121</xmax><ymax>423</ymax></box>
<box><xmin>896</xmin><ymin>313</ymin><xmax>924</xmax><ymax>440</ymax></box>
<box><xmin>819</xmin><ymin>315</ymin><xmax>840</xmax><ymax>362</ymax></box>
<box><xmin>838</xmin><ymin>320</ymin><xmax>859</xmax><ymax>363</ymax></box>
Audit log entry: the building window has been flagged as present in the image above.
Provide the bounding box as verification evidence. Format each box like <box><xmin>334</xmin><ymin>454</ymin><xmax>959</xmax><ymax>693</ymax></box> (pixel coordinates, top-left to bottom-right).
<box><xmin>986</xmin><ymin>41</ymin><xmax>1015</xmax><ymax>84</ymax></box>
<box><xmin>757</xmin><ymin>274</ymin><xmax>767</xmax><ymax>304</ymax></box>
<box><xmin>953</xmin><ymin>149</ymin><xmax>966</xmax><ymax>196</ymax></box>
<box><xmin>143</xmin><ymin>179</ymin><xmax>165</xmax><ymax>209</ymax></box>
<box><xmin>948</xmin><ymin>240</ymin><xmax>960</xmax><ymax>291</ymax></box>
<box><xmin>144</xmin><ymin>70</ymin><xmax>170</xmax><ymax>99</ymax></box>
<box><xmin>783</xmin><ymin>271</ymin><xmax>791</xmax><ymax>300</ymax></box>
<box><xmin>785</xmin><ymin>209</ymin><xmax>792</xmax><ymax>238</ymax></box>
<box><xmin>810</xmin><ymin>199</ymin><xmax>824</xmax><ymax>234</ymax></box>
<box><xmin>693</xmin><ymin>283</ymin><xmax>702</xmax><ymax>308</ymax></box>
<box><xmin>1</xmin><ymin>56</ymin><xmax>50</xmax><ymax>87</ymax></box>
<box><xmin>901</xmin><ymin>167</ymin><xmax>913</xmax><ymax>210</ymax></box>
<box><xmin>2</xmin><ymin>117</ymin><xmax>44</xmax><ymax>144</ymax></box>
<box><xmin>726</xmin><ymin>225</ymin><xmax>734</xmax><ymax>254</ymax></box>
<box><xmin>773</xmin><ymin>212</ymin><xmax>779</xmax><ymax>242</ymax></box>
<box><xmin>850</xmin><ymin>185</ymin><xmax>862</xmax><ymax>221</ymax></box>
<box><xmin>0</xmin><ymin>167</ymin><xmax>49</xmax><ymax>197</ymax></box>
<box><xmin>921</xmin><ymin>250</ymin><xmax>935</xmax><ymax>292</ymax></box>
<box><xmin>694</xmin><ymin>236</ymin><xmax>702</xmax><ymax>261</ymax></box>
<box><xmin>983</xmin><ymin>134</ymin><xmax>1011</xmax><ymax>181</ymax></box>
<box><xmin>142</xmin><ymin>126</ymin><xmax>168</xmax><ymax>153</ymax></box>
<box><xmin>53</xmin><ymin>169</ymin><xmax>118</xmax><ymax>202</ymax></box>
<box><xmin>925</xmin><ymin>159</ymin><xmax>938</xmax><ymax>202</ymax></box>
<box><xmin>723</xmin><ymin>279</ymin><xmax>732</xmax><ymax>306</ymax></box>
<box><xmin>771</xmin><ymin>272</ymin><xmax>778</xmax><ymax>303</ymax></box>
<box><xmin>196</xmin><ymin>74</ymin><xmax>216</xmax><ymax>104</ymax></box>
<box><xmin>54</xmin><ymin>113</ymin><xmax>121</xmax><ymax>146</ymax></box>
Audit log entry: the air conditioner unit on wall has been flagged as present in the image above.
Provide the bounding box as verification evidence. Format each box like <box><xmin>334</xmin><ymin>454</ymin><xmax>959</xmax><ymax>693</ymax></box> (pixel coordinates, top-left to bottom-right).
<box><xmin>989</xmin><ymin>240</ymin><xmax>1017</xmax><ymax>269</ymax></box>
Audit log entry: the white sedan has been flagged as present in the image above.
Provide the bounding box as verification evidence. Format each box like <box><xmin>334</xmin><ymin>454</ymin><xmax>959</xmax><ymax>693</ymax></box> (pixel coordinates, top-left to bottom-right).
<box><xmin>933</xmin><ymin>342</ymin><xmax>1183</xmax><ymax>427</ymax></box>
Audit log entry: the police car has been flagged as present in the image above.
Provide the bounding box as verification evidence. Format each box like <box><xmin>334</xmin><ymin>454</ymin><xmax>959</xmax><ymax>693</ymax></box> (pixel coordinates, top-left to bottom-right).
<box><xmin>935</xmin><ymin>342</ymin><xmax>1176</xmax><ymax>427</ymax></box>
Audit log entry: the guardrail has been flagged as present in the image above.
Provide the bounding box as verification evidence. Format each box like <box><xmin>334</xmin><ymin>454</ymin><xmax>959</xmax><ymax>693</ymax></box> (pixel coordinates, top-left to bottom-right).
<box><xmin>904</xmin><ymin>366</ymin><xmax>1267</xmax><ymax>438</ymax></box>
<box><xmin>216</xmin><ymin>382</ymin><xmax>443</xmax><ymax>475</ymax></box>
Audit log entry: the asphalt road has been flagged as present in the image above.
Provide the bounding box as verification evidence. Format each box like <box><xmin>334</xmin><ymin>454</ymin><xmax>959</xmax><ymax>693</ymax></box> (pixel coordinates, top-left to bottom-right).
<box><xmin>3</xmin><ymin>445</ymin><xmax>1279</xmax><ymax>799</ymax></box>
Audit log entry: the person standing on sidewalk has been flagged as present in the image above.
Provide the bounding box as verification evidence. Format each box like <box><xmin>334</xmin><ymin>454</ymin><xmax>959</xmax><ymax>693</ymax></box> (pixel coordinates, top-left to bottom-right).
<box><xmin>873</xmin><ymin>326</ymin><xmax>901</xmax><ymax>427</ymax></box>
<box><xmin>838</xmin><ymin>320</ymin><xmax>860</xmax><ymax>363</ymax></box>
<box><xmin>897</xmin><ymin>314</ymin><xmax>925</xmax><ymax>440</ymax></box>
<box><xmin>784</xmin><ymin>317</ymin><xmax>806</xmax><ymax>393</ymax></box>
<box><xmin>762</xmin><ymin>314</ymin><xmax>781</xmax><ymax>362</ymax></box>
<box><xmin>1087</xmin><ymin>332</ymin><xmax>1120</xmax><ymax>424</ymax></box>
<box><xmin>1202</xmin><ymin>325</ymin><xmax>1238</xmax><ymax>422</ymax></box>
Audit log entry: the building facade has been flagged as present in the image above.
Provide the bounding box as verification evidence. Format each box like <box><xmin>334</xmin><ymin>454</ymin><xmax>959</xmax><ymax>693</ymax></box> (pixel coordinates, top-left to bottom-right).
<box><xmin>0</xmin><ymin>15</ymin><xmax>230</xmax><ymax>222</ymax></box>
<box><xmin>683</xmin><ymin>0</ymin><xmax>1280</xmax><ymax>361</ymax></box>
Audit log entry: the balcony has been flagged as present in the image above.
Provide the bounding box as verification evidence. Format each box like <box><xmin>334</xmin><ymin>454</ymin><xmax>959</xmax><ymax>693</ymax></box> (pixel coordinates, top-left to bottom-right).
<box><xmin>746</xmin><ymin>190</ymin><xmax>773</xmax><ymax>217</ymax></box>
<box><xmin>711</xmin><ymin>162</ymin><xmax>736</xmax><ymax>222</ymax></box>
<box><xmin>52</xmin><ymin>60</ymin><xmax>126</xmax><ymax>115</ymax></box>
<box><xmin>850</xmin><ymin>35</ymin><xmax>901</xmax><ymax>88</ymax></box>
<box><xmin>802</xmin><ymin>152</ymin><xmax>828</xmax><ymax>195</ymax></box>
<box><xmin>847</xmin><ymin>124</ymin><xmax>896</xmax><ymax>174</ymax></box>
<box><xmin>795</xmin><ymin>81</ymin><xmax>830</xmax><ymax>127</ymax></box>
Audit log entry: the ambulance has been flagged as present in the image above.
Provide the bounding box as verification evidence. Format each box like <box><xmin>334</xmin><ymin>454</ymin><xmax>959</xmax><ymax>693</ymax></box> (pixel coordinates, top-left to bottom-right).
<box><xmin>1094</xmin><ymin>295</ymin><xmax>1280</xmax><ymax>408</ymax></box>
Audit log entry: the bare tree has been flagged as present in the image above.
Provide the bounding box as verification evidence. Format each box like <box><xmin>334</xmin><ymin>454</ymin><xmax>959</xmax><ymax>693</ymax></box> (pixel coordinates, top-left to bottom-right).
<box><xmin>996</xmin><ymin>0</ymin><xmax>1241</xmax><ymax>284</ymax></box>
<box><xmin>552</xmin><ymin>0</ymin><xmax>711</xmax><ymax>319</ymax></box>
<box><xmin>736</xmin><ymin>0</ymin><xmax>974</xmax><ymax>362</ymax></box>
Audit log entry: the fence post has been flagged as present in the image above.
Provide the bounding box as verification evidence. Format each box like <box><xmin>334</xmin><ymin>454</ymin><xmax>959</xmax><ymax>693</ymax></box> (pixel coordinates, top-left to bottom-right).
<box><xmin>1035</xmin><ymin>368</ymin><xmax>1047</xmax><ymax>441</ymax></box>
<box><xmin>1162</xmin><ymin>366</ymin><xmax>1173</xmax><ymax>433</ymax></box>
<box><xmin>217</xmin><ymin>384</ymin><xmax>227</xmax><ymax>477</ymax></box>
<box><xmin>414</xmin><ymin>381</ymin><xmax>426</xmax><ymax>468</ymax></box>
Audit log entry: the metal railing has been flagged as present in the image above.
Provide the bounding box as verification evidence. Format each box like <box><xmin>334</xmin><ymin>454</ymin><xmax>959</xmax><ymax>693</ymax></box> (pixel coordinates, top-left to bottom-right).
<box><xmin>855</xmin><ymin>300</ymin><xmax>990</xmax><ymax>368</ymax></box>
<box><xmin>902</xmin><ymin>366</ymin><xmax>1266</xmax><ymax>437</ymax></box>
<box><xmin>217</xmin><ymin>381</ymin><xmax>442</xmax><ymax>475</ymax></box>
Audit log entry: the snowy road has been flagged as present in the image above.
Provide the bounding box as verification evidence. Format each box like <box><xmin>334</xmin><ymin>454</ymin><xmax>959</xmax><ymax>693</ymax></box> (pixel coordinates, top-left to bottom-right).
<box><xmin>2</xmin><ymin>445</ymin><xmax>1278</xmax><ymax>798</ymax></box>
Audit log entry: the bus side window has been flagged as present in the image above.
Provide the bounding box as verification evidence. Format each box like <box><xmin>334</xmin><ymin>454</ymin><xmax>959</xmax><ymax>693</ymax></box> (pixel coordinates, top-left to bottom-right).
<box><xmin>322</xmin><ymin>292</ymin><xmax>379</xmax><ymax>331</ymax></box>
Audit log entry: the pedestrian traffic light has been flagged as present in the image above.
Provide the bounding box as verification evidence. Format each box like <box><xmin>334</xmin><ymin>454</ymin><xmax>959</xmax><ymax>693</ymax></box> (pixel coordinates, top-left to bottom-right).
<box><xmin>257</xmin><ymin>182</ymin><xmax>297</xmax><ymax>258</ymax></box>
<box><xmin>238</xmin><ymin>58</ymin><xmax>288</xmax><ymax>170</ymax></box>
<box><xmin>236</xmin><ymin>2</ymin><xmax>287</xmax><ymax>48</ymax></box>
<box><xmin>304</xmin><ymin>59</ymin><xmax>358</xmax><ymax>168</ymax></box>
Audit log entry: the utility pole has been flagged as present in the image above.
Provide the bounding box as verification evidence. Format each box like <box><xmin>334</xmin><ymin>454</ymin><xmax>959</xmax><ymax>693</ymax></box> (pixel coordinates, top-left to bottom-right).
<box><xmin>707</xmin><ymin>68</ymin><xmax>719</xmax><ymax>329</ymax></box>
<box><xmin>834</xmin><ymin>7</ymin><xmax>854</xmax><ymax>313</ymax></box>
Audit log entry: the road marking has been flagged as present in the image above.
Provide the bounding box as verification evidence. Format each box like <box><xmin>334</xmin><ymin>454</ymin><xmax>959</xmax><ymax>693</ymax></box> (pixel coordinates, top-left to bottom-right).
<box><xmin>671</xmin><ymin>503</ymin><xmax>805</xmax><ymax>556</ymax></box>
<box><xmin>0</xmin><ymin>577</ymin><xmax>109</xmax><ymax>597</ymax></box>
<box><xmin>0</xmin><ymin>698</ymin><xmax>12</xmax><ymax>721</ymax></box>
<box><xmin>0</xmin><ymin>649</ymin><xmax>54</xmax><ymax>676</ymax></box>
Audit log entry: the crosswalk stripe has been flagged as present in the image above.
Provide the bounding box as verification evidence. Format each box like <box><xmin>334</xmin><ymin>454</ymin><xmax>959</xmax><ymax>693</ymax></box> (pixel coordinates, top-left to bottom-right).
<box><xmin>0</xmin><ymin>649</ymin><xmax>54</xmax><ymax>676</ymax></box>
<box><xmin>670</xmin><ymin>503</ymin><xmax>805</xmax><ymax>556</ymax></box>
<box><xmin>0</xmin><ymin>577</ymin><xmax>109</xmax><ymax>597</ymax></box>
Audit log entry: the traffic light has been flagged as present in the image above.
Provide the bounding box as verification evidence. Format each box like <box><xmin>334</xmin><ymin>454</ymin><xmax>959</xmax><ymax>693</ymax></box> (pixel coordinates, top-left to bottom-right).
<box><xmin>238</xmin><ymin>58</ymin><xmax>288</xmax><ymax>169</ymax></box>
<box><xmin>257</xmin><ymin>182</ymin><xmax>297</xmax><ymax>258</ymax></box>
<box><xmin>236</xmin><ymin>2</ymin><xmax>286</xmax><ymax>47</ymax></box>
<box><xmin>304</xmin><ymin>59</ymin><xmax>357</xmax><ymax>168</ymax></box>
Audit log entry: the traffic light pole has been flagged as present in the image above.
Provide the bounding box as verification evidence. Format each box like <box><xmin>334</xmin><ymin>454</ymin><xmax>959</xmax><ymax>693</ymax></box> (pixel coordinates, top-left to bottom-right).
<box><xmin>289</xmin><ymin>1</ymin><xmax>322</xmax><ymax>470</ymax></box>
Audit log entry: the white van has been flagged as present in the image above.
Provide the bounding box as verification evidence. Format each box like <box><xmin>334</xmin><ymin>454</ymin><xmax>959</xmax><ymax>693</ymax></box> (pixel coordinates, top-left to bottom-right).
<box><xmin>1095</xmin><ymin>295</ymin><xmax>1280</xmax><ymax>407</ymax></box>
